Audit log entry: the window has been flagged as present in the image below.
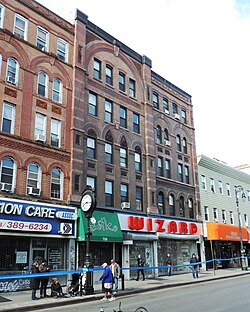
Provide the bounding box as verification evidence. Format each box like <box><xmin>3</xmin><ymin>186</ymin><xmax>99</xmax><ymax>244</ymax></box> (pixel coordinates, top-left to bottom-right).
<box><xmin>121</xmin><ymin>183</ymin><xmax>128</xmax><ymax>203</ymax></box>
<box><xmin>213</xmin><ymin>208</ymin><xmax>218</xmax><ymax>221</ymax></box>
<box><xmin>87</xmin><ymin>135</ymin><xmax>96</xmax><ymax>159</ymax></box>
<box><xmin>153</xmin><ymin>92</ymin><xmax>159</xmax><ymax>109</ymax></box>
<box><xmin>57</xmin><ymin>38</ymin><xmax>68</xmax><ymax>62</ymax></box>
<box><xmin>204</xmin><ymin>206</ymin><xmax>209</xmax><ymax>221</ymax></box>
<box><xmin>93</xmin><ymin>58</ymin><xmax>101</xmax><ymax>80</ymax></box>
<box><xmin>188</xmin><ymin>198</ymin><xmax>194</xmax><ymax>218</ymax></box>
<box><xmin>35</xmin><ymin>113</ymin><xmax>46</xmax><ymax>140</ymax></box>
<box><xmin>222</xmin><ymin>210</ymin><xmax>226</xmax><ymax>223</ymax></box>
<box><xmin>244</xmin><ymin>214</ymin><xmax>248</xmax><ymax>226</ymax></box>
<box><xmin>89</xmin><ymin>92</ymin><xmax>97</xmax><ymax>116</ymax></box>
<box><xmin>120</xmin><ymin>137</ymin><xmax>127</xmax><ymax>168</ymax></box>
<box><xmin>183</xmin><ymin>138</ymin><xmax>187</xmax><ymax>154</ymax></box>
<box><xmin>1</xmin><ymin>102</ymin><xmax>15</xmax><ymax>134</ymax></box>
<box><xmin>0</xmin><ymin>4</ymin><xmax>5</xmax><ymax>28</ymax></box>
<box><xmin>164</xmin><ymin>129</ymin><xmax>169</xmax><ymax>145</ymax></box>
<box><xmin>74</xmin><ymin>174</ymin><xmax>80</xmax><ymax>192</ymax></box>
<box><xmin>169</xmin><ymin>194</ymin><xmax>175</xmax><ymax>216</ymax></box>
<box><xmin>106</xmin><ymin>65</ymin><xmax>113</xmax><ymax>85</ymax></box>
<box><xmin>136</xmin><ymin>186</ymin><xmax>143</xmax><ymax>211</ymax></box>
<box><xmin>52</xmin><ymin>78</ymin><xmax>62</xmax><ymax>103</ymax></box>
<box><xmin>157</xmin><ymin>191</ymin><xmax>164</xmax><ymax>214</ymax></box>
<box><xmin>27</xmin><ymin>163</ymin><xmax>40</xmax><ymax>191</ymax></box>
<box><xmin>247</xmin><ymin>190</ymin><xmax>250</xmax><ymax>202</ymax></box>
<box><xmin>104</xmin><ymin>99</ymin><xmax>113</xmax><ymax>123</ymax></box>
<box><xmin>179</xmin><ymin>196</ymin><xmax>185</xmax><ymax>217</ymax></box>
<box><xmin>176</xmin><ymin>135</ymin><xmax>181</xmax><ymax>152</ymax></box>
<box><xmin>172</xmin><ymin>103</ymin><xmax>178</xmax><ymax>115</ymax></box>
<box><xmin>177</xmin><ymin>163</ymin><xmax>183</xmax><ymax>182</ymax></box>
<box><xmin>133</xmin><ymin>112</ymin><xmax>140</xmax><ymax>134</ymax></box>
<box><xmin>201</xmin><ymin>175</ymin><xmax>207</xmax><ymax>190</ymax></box>
<box><xmin>129</xmin><ymin>78</ymin><xmax>136</xmax><ymax>97</ymax></box>
<box><xmin>50</xmin><ymin>119</ymin><xmax>61</xmax><ymax>147</ymax></box>
<box><xmin>120</xmin><ymin>106</ymin><xmax>127</xmax><ymax>128</ymax></box>
<box><xmin>36</xmin><ymin>26</ymin><xmax>49</xmax><ymax>51</ymax></box>
<box><xmin>156</xmin><ymin>125</ymin><xmax>162</xmax><ymax>144</ymax></box>
<box><xmin>157</xmin><ymin>157</ymin><xmax>163</xmax><ymax>176</ymax></box>
<box><xmin>226</xmin><ymin>183</ymin><xmax>231</xmax><ymax>197</ymax></box>
<box><xmin>119</xmin><ymin>72</ymin><xmax>125</xmax><ymax>92</ymax></box>
<box><xmin>219</xmin><ymin>181</ymin><xmax>223</xmax><ymax>194</ymax></box>
<box><xmin>87</xmin><ymin>176</ymin><xmax>96</xmax><ymax>191</ymax></box>
<box><xmin>165</xmin><ymin>159</ymin><xmax>171</xmax><ymax>178</ymax></box>
<box><xmin>230</xmin><ymin>211</ymin><xmax>234</xmax><ymax>224</ymax></box>
<box><xmin>105</xmin><ymin>142</ymin><xmax>113</xmax><ymax>164</ymax></box>
<box><xmin>51</xmin><ymin>168</ymin><xmax>63</xmax><ymax>199</ymax></box>
<box><xmin>0</xmin><ymin>156</ymin><xmax>15</xmax><ymax>191</ymax></box>
<box><xmin>105</xmin><ymin>180</ymin><xmax>113</xmax><ymax>207</ymax></box>
<box><xmin>181</xmin><ymin>109</ymin><xmax>187</xmax><ymax>124</ymax></box>
<box><xmin>184</xmin><ymin>166</ymin><xmax>189</xmax><ymax>184</ymax></box>
<box><xmin>37</xmin><ymin>71</ymin><xmax>48</xmax><ymax>97</ymax></box>
<box><xmin>6</xmin><ymin>57</ymin><xmax>19</xmax><ymax>85</ymax></box>
<box><xmin>135</xmin><ymin>147</ymin><xmax>142</xmax><ymax>172</ymax></box>
<box><xmin>13</xmin><ymin>14</ymin><xmax>28</xmax><ymax>40</ymax></box>
<box><xmin>162</xmin><ymin>98</ymin><xmax>169</xmax><ymax>113</ymax></box>
<box><xmin>210</xmin><ymin>178</ymin><xmax>215</xmax><ymax>193</ymax></box>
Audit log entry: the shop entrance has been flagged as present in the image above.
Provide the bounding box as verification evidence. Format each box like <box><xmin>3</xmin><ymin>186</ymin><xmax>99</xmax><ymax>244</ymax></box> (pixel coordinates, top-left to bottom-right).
<box><xmin>32</xmin><ymin>249</ymin><xmax>46</xmax><ymax>265</ymax></box>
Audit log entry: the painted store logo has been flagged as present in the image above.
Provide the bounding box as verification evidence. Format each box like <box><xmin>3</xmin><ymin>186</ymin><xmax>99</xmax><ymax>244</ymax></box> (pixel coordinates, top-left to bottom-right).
<box><xmin>127</xmin><ymin>216</ymin><xmax>198</xmax><ymax>235</ymax></box>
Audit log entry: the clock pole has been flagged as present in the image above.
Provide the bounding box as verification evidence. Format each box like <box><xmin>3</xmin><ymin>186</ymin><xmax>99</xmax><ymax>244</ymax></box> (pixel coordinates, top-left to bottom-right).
<box><xmin>80</xmin><ymin>185</ymin><xmax>96</xmax><ymax>295</ymax></box>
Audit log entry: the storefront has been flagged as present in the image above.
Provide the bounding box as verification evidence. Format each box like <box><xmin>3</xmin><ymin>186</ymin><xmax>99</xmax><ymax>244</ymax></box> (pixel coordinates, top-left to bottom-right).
<box><xmin>204</xmin><ymin>222</ymin><xmax>249</xmax><ymax>269</ymax></box>
<box><xmin>118</xmin><ymin>213</ymin><xmax>203</xmax><ymax>279</ymax></box>
<box><xmin>0</xmin><ymin>197</ymin><xmax>77</xmax><ymax>290</ymax></box>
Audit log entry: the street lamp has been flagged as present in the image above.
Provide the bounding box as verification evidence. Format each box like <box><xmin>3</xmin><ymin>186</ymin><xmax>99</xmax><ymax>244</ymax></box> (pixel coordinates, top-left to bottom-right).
<box><xmin>235</xmin><ymin>185</ymin><xmax>247</xmax><ymax>271</ymax></box>
<box><xmin>80</xmin><ymin>185</ymin><xmax>96</xmax><ymax>295</ymax></box>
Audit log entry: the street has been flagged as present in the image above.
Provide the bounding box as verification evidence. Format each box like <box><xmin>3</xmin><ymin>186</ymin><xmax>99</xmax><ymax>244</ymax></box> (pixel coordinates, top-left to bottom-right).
<box><xmin>42</xmin><ymin>275</ymin><xmax>250</xmax><ymax>312</ymax></box>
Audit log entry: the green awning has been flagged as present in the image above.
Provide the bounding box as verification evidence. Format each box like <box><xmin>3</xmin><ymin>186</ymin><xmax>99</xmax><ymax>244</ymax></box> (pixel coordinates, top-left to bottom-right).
<box><xmin>77</xmin><ymin>209</ymin><xmax>123</xmax><ymax>242</ymax></box>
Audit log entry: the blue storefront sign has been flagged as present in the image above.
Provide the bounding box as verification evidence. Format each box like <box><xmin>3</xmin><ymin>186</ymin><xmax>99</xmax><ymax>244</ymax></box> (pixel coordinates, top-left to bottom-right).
<box><xmin>0</xmin><ymin>198</ymin><xmax>77</xmax><ymax>237</ymax></box>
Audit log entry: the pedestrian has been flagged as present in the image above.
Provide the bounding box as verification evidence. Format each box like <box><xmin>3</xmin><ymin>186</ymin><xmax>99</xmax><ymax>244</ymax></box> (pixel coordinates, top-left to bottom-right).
<box><xmin>166</xmin><ymin>253</ymin><xmax>172</xmax><ymax>276</ymax></box>
<box><xmin>110</xmin><ymin>259</ymin><xmax>120</xmax><ymax>294</ymax></box>
<box><xmin>99</xmin><ymin>262</ymin><xmax>116</xmax><ymax>301</ymax></box>
<box><xmin>136</xmin><ymin>254</ymin><xmax>145</xmax><ymax>281</ymax></box>
<box><xmin>30</xmin><ymin>261</ymin><xmax>40</xmax><ymax>300</ymax></box>
<box><xmin>39</xmin><ymin>259</ymin><xmax>50</xmax><ymax>298</ymax></box>
<box><xmin>190</xmin><ymin>253</ymin><xmax>199</xmax><ymax>278</ymax></box>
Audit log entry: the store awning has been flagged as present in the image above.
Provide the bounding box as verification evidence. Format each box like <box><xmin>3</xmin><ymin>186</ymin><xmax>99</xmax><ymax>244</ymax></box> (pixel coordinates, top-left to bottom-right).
<box><xmin>77</xmin><ymin>209</ymin><xmax>123</xmax><ymax>242</ymax></box>
<box><xmin>206</xmin><ymin>222</ymin><xmax>249</xmax><ymax>241</ymax></box>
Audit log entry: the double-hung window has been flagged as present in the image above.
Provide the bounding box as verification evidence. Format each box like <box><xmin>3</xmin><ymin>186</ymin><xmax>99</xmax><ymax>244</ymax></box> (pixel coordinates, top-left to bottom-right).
<box><xmin>120</xmin><ymin>106</ymin><xmax>127</xmax><ymax>128</ymax></box>
<box><xmin>57</xmin><ymin>38</ymin><xmax>68</xmax><ymax>62</ymax></box>
<box><xmin>94</xmin><ymin>58</ymin><xmax>101</xmax><ymax>79</ymax></box>
<box><xmin>0</xmin><ymin>156</ymin><xmax>15</xmax><ymax>191</ymax></box>
<box><xmin>104</xmin><ymin>99</ymin><xmax>113</xmax><ymax>123</ymax></box>
<box><xmin>133</xmin><ymin>112</ymin><xmax>140</xmax><ymax>134</ymax></box>
<box><xmin>105</xmin><ymin>180</ymin><xmax>113</xmax><ymax>207</ymax></box>
<box><xmin>89</xmin><ymin>92</ymin><xmax>97</xmax><ymax>116</ymax></box>
<box><xmin>0</xmin><ymin>4</ymin><xmax>5</xmax><ymax>28</ymax></box>
<box><xmin>13</xmin><ymin>14</ymin><xmax>28</xmax><ymax>40</ymax></box>
<box><xmin>37</xmin><ymin>26</ymin><xmax>49</xmax><ymax>51</ymax></box>
<box><xmin>27</xmin><ymin>163</ymin><xmax>41</xmax><ymax>192</ymax></box>
<box><xmin>50</xmin><ymin>119</ymin><xmax>61</xmax><ymax>147</ymax></box>
<box><xmin>51</xmin><ymin>168</ymin><xmax>63</xmax><ymax>199</ymax></box>
<box><xmin>119</xmin><ymin>72</ymin><xmax>125</xmax><ymax>92</ymax></box>
<box><xmin>37</xmin><ymin>71</ymin><xmax>48</xmax><ymax>97</ymax></box>
<box><xmin>129</xmin><ymin>78</ymin><xmax>136</xmax><ymax>97</ymax></box>
<box><xmin>35</xmin><ymin>113</ymin><xmax>46</xmax><ymax>142</ymax></box>
<box><xmin>6</xmin><ymin>57</ymin><xmax>19</xmax><ymax>85</ymax></box>
<box><xmin>52</xmin><ymin>78</ymin><xmax>62</xmax><ymax>103</ymax></box>
<box><xmin>1</xmin><ymin>102</ymin><xmax>15</xmax><ymax>134</ymax></box>
<box><xmin>106</xmin><ymin>65</ymin><xmax>113</xmax><ymax>85</ymax></box>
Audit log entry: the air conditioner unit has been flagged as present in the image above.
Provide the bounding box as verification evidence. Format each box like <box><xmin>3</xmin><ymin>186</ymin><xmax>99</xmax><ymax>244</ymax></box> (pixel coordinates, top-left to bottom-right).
<box><xmin>7</xmin><ymin>76</ymin><xmax>16</xmax><ymax>84</ymax></box>
<box><xmin>35</xmin><ymin>133</ymin><xmax>45</xmax><ymax>142</ymax></box>
<box><xmin>27</xmin><ymin>187</ymin><xmax>40</xmax><ymax>196</ymax></box>
<box><xmin>121</xmin><ymin>202</ymin><xmax>130</xmax><ymax>209</ymax></box>
<box><xmin>174</xmin><ymin>113</ymin><xmax>180</xmax><ymax>120</ymax></box>
<box><xmin>165</xmin><ymin>140</ymin><xmax>171</xmax><ymax>146</ymax></box>
<box><xmin>0</xmin><ymin>183</ymin><xmax>12</xmax><ymax>192</ymax></box>
<box><xmin>163</xmin><ymin>109</ymin><xmax>170</xmax><ymax>115</ymax></box>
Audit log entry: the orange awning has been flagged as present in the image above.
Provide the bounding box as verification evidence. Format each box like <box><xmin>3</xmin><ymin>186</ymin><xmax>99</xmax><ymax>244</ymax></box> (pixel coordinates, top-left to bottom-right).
<box><xmin>206</xmin><ymin>222</ymin><xmax>249</xmax><ymax>241</ymax></box>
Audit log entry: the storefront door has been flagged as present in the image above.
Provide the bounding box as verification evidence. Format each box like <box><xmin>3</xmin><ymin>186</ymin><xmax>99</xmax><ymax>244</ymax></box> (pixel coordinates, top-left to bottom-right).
<box><xmin>32</xmin><ymin>249</ymin><xmax>46</xmax><ymax>265</ymax></box>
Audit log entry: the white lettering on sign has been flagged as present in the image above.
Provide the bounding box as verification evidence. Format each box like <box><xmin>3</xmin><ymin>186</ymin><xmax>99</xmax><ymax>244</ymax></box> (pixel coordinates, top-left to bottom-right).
<box><xmin>0</xmin><ymin>202</ymin><xmax>23</xmax><ymax>215</ymax></box>
<box><xmin>25</xmin><ymin>206</ymin><xmax>55</xmax><ymax>218</ymax></box>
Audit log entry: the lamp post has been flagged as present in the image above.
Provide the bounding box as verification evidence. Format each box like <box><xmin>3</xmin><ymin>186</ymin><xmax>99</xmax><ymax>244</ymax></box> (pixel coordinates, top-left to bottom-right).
<box><xmin>80</xmin><ymin>185</ymin><xmax>96</xmax><ymax>295</ymax></box>
<box><xmin>235</xmin><ymin>185</ymin><xmax>247</xmax><ymax>271</ymax></box>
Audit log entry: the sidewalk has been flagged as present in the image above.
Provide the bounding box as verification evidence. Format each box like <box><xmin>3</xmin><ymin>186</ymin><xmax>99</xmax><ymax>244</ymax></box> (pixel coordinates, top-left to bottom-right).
<box><xmin>0</xmin><ymin>268</ymin><xmax>249</xmax><ymax>312</ymax></box>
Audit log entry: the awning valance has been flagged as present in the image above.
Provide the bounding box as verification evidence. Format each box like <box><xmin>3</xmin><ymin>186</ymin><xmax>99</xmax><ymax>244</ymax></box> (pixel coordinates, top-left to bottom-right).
<box><xmin>206</xmin><ymin>222</ymin><xmax>249</xmax><ymax>241</ymax></box>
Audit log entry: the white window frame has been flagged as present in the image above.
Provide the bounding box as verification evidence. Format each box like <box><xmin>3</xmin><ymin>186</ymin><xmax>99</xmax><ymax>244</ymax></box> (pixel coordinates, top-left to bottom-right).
<box><xmin>218</xmin><ymin>181</ymin><xmax>223</xmax><ymax>195</ymax></box>
<box><xmin>204</xmin><ymin>206</ymin><xmax>209</xmax><ymax>221</ymax></box>
<box><xmin>226</xmin><ymin>183</ymin><xmax>231</xmax><ymax>197</ymax></box>
<box><xmin>1</xmin><ymin>102</ymin><xmax>15</xmax><ymax>134</ymax></box>
<box><xmin>0</xmin><ymin>156</ymin><xmax>16</xmax><ymax>192</ymax></box>
<box><xmin>222</xmin><ymin>209</ymin><xmax>226</xmax><ymax>223</ymax></box>
<box><xmin>50</xmin><ymin>168</ymin><xmax>63</xmax><ymax>200</ymax></box>
<box><xmin>27</xmin><ymin>162</ymin><xmax>41</xmax><ymax>191</ymax></box>
<box><xmin>13</xmin><ymin>14</ymin><xmax>28</xmax><ymax>40</ymax></box>
<box><xmin>6</xmin><ymin>57</ymin><xmax>19</xmax><ymax>85</ymax></box>
<box><xmin>201</xmin><ymin>175</ymin><xmax>207</xmax><ymax>190</ymax></box>
<box><xmin>230</xmin><ymin>211</ymin><xmax>234</xmax><ymax>224</ymax></box>
<box><xmin>244</xmin><ymin>214</ymin><xmax>248</xmax><ymax>226</ymax></box>
<box><xmin>52</xmin><ymin>78</ymin><xmax>62</xmax><ymax>103</ymax></box>
<box><xmin>210</xmin><ymin>178</ymin><xmax>215</xmax><ymax>193</ymax></box>
<box><xmin>50</xmin><ymin>119</ymin><xmax>61</xmax><ymax>148</ymax></box>
<box><xmin>36</xmin><ymin>26</ymin><xmax>49</xmax><ymax>51</ymax></box>
<box><xmin>0</xmin><ymin>4</ymin><xmax>4</xmax><ymax>28</ymax></box>
<box><xmin>213</xmin><ymin>207</ymin><xmax>218</xmax><ymax>221</ymax></box>
<box><xmin>57</xmin><ymin>38</ymin><xmax>68</xmax><ymax>62</ymax></box>
<box><xmin>35</xmin><ymin>113</ymin><xmax>47</xmax><ymax>139</ymax></box>
<box><xmin>37</xmin><ymin>71</ymin><xmax>48</xmax><ymax>97</ymax></box>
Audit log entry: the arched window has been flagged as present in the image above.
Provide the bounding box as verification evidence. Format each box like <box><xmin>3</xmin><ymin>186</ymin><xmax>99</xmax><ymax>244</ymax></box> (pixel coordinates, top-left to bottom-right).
<box><xmin>6</xmin><ymin>57</ymin><xmax>19</xmax><ymax>85</ymax></box>
<box><xmin>27</xmin><ymin>163</ymin><xmax>41</xmax><ymax>195</ymax></box>
<box><xmin>156</xmin><ymin>125</ymin><xmax>162</xmax><ymax>144</ymax></box>
<box><xmin>105</xmin><ymin>131</ymin><xmax>113</xmax><ymax>164</ymax></box>
<box><xmin>164</xmin><ymin>129</ymin><xmax>169</xmax><ymax>145</ymax></box>
<box><xmin>169</xmin><ymin>194</ymin><xmax>175</xmax><ymax>216</ymax></box>
<box><xmin>183</xmin><ymin>137</ymin><xmax>187</xmax><ymax>154</ymax></box>
<box><xmin>176</xmin><ymin>135</ymin><xmax>181</xmax><ymax>152</ymax></box>
<box><xmin>87</xmin><ymin>130</ymin><xmax>96</xmax><ymax>159</ymax></box>
<box><xmin>157</xmin><ymin>191</ymin><xmax>164</xmax><ymax>214</ymax></box>
<box><xmin>37</xmin><ymin>71</ymin><xmax>48</xmax><ymax>97</ymax></box>
<box><xmin>179</xmin><ymin>196</ymin><xmax>185</xmax><ymax>217</ymax></box>
<box><xmin>135</xmin><ymin>146</ymin><xmax>142</xmax><ymax>172</ymax></box>
<box><xmin>188</xmin><ymin>198</ymin><xmax>194</xmax><ymax>219</ymax></box>
<box><xmin>51</xmin><ymin>168</ymin><xmax>63</xmax><ymax>199</ymax></box>
<box><xmin>52</xmin><ymin>78</ymin><xmax>62</xmax><ymax>103</ymax></box>
<box><xmin>120</xmin><ymin>136</ymin><xmax>127</xmax><ymax>168</ymax></box>
<box><xmin>0</xmin><ymin>156</ymin><xmax>15</xmax><ymax>191</ymax></box>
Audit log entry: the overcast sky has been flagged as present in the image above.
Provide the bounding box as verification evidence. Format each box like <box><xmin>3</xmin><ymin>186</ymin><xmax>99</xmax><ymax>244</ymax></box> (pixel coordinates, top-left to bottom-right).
<box><xmin>37</xmin><ymin>0</ymin><xmax>250</xmax><ymax>167</ymax></box>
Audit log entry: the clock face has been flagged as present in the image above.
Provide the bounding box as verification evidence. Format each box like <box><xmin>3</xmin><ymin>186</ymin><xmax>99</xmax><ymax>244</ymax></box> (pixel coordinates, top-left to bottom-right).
<box><xmin>81</xmin><ymin>194</ymin><xmax>92</xmax><ymax>212</ymax></box>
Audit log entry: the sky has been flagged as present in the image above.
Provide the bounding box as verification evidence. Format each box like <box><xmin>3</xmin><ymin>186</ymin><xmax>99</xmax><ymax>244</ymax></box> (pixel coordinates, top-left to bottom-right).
<box><xmin>37</xmin><ymin>0</ymin><xmax>250</xmax><ymax>167</ymax></box>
